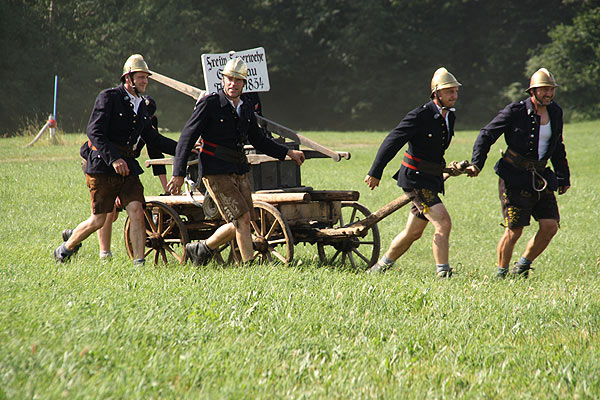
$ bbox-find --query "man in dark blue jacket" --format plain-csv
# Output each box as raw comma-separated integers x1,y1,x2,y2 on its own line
365,67,461,278
168,58,305,265
77,95,175,260
53,54,177,265
466,68,570,278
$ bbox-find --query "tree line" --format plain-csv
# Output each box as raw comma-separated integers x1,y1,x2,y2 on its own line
1,0,599,136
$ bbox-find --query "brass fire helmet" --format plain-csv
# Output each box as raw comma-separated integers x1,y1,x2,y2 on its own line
121,54,151,79
430,67,461,97
526,68,559,93
222,57,248,81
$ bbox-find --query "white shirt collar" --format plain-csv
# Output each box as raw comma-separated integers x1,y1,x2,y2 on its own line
227,97,244,116
434,103,451,127
125,89,143,114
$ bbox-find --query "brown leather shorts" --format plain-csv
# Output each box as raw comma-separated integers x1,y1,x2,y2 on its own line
499,178,559,228
85,173,144,214
403,188,443,221
202,173,254,225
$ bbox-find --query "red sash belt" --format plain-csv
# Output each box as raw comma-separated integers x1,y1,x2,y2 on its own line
402,152,445,175
199,139,247,164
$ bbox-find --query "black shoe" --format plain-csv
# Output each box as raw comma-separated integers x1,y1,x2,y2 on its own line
367,262,390,274
61,229,82,255
437,268,453,278
496,268,508,280
185,241,213,266
510,262,533,278
53,243,73,263
133,258,146,267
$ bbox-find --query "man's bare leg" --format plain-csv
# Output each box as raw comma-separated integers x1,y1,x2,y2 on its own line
522,219,558,262
386,213,428,260
185,223,237,267
65,213,108,250
368,213,428,273
97,208,118,258
235,212,254,262
186,215,252,266
497,226,524,268
424,203,452,265
54,212,108,262
506,219,559,277
206,223,236,250
125,201,146,262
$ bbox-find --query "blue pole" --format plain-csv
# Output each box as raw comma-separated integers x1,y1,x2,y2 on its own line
53,75,58,118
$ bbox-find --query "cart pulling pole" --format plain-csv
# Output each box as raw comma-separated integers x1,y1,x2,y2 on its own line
255,115,350,162
150,71,207,100
315,160,471,238
144,149,349,168
148,71,349,161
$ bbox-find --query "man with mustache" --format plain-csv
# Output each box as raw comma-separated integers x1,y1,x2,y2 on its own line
466,68,570,278
365,67,461,278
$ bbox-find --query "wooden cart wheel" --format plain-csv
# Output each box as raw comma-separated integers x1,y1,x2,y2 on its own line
124,201,189,265
229,201,294,265
317,201,381,270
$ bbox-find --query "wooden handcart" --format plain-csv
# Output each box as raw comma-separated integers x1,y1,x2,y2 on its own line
121,113,388,270
123,70,469,269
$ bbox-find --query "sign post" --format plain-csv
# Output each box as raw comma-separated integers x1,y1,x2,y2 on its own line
201,47,270,94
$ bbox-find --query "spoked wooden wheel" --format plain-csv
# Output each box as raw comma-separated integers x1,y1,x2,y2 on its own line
125,201,189,265
230,201,294,265
317,201,380,270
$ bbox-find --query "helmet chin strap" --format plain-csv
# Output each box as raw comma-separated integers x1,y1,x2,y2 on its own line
532,92,551,108
128,70,139,97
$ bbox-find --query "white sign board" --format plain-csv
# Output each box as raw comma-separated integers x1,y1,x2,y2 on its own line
201,47,270,93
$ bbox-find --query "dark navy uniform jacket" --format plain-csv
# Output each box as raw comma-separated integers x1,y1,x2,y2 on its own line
241,92,263,116
173,90,288,178
368,100,455,193
84,84,177,176
471,97,570,191
81,114,174,176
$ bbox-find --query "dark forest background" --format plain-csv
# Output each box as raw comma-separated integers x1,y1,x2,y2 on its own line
2,0,599,135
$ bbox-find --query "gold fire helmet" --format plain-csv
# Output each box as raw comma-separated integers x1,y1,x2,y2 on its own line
526,68,559,93
222,57,248,81
430,67,461,97
121,54,151,79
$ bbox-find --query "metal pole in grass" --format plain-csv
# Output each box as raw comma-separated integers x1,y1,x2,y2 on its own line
25,75,58,147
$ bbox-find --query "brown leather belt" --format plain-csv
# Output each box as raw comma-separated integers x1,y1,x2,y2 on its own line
87,139,136,158
402,152,445,175
502,148,547,172
503,149,548,192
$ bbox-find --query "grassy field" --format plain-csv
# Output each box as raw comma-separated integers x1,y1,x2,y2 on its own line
1,121,599,399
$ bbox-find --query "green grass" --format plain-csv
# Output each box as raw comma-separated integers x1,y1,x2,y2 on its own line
1,122,599,399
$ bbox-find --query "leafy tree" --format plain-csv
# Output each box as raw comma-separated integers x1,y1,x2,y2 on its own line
0,0,587,135
526,4,600,121
0,1,53,135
